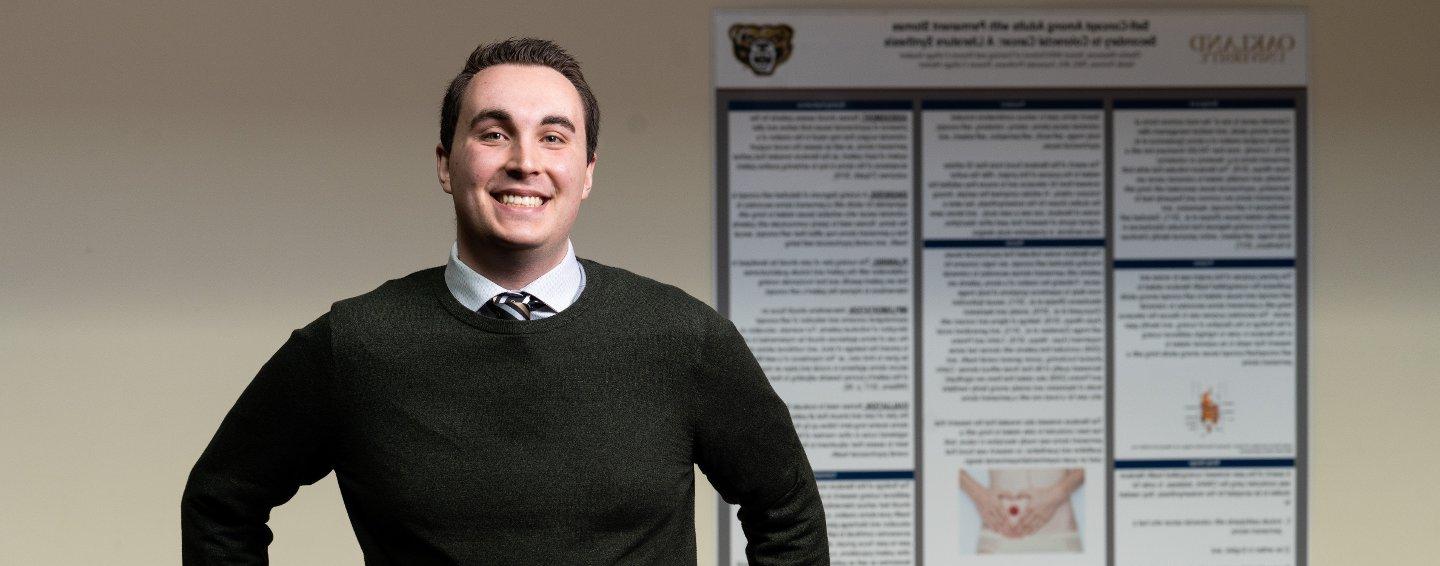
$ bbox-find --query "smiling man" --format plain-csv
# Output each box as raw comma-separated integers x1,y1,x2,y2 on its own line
181,39,829,564
438,55,594,295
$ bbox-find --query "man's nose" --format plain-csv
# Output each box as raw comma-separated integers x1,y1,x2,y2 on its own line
505,139,540,179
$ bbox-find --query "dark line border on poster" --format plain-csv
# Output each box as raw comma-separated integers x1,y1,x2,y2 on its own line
1104,93,1117,566
1295,88,1310,566
911,96,925,563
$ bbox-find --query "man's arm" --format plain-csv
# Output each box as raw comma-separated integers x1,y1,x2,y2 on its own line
692,317,829,565
181,315,336,564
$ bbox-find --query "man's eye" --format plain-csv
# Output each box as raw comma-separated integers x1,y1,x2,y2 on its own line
479,131,505,141
542,134,563,143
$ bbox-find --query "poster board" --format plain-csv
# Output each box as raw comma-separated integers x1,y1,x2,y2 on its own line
714,9,1306,566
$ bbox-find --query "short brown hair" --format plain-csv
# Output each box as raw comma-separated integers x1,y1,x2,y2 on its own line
439,38,599,162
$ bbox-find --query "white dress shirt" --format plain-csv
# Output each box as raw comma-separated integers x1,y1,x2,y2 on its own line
443,240,586,319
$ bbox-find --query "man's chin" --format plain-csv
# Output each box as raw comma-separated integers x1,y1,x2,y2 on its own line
474,234,557,254
493,239,550,252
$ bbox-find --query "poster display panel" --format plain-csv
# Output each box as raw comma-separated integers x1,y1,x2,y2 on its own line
714,9,1306,566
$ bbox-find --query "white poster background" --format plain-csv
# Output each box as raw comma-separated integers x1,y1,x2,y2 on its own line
715,8,1305,566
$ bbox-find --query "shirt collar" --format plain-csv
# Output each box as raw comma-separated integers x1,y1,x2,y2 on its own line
444,240,584,312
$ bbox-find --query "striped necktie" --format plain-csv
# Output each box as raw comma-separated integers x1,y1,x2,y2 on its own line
479,291,546,321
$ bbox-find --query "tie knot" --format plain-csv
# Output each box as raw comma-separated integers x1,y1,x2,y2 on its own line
482,291,544,321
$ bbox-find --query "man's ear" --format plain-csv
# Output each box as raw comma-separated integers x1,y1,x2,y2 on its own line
436,144,453,195
582,152,596,200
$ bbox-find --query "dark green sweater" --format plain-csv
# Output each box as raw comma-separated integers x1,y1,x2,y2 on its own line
181,260,828,564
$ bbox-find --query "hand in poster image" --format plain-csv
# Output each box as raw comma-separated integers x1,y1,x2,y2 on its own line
959,469,1023,537
959,468,1085,554
1014,469,1084,536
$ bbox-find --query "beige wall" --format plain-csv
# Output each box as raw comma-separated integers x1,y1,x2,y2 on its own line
1,1,1435,564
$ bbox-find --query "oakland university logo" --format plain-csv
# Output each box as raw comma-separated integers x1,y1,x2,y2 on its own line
1190,33,1296,64
729,23,794,76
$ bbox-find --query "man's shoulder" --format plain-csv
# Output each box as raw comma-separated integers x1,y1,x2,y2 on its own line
340,265,443,303
324,265,446,323
580,258,725,324
279,266,445,348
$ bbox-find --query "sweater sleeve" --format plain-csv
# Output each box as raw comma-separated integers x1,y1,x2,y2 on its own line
181,314,337,564
692,316,830,565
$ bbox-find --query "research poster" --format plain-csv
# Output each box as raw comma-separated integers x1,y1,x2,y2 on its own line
714,9,1306,566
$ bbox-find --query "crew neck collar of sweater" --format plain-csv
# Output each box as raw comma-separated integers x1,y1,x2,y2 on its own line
432,258,611,335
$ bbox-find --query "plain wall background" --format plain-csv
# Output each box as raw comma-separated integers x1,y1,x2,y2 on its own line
2,1,1435,564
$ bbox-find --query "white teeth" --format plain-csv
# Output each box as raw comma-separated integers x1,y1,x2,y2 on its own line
499,194,544,207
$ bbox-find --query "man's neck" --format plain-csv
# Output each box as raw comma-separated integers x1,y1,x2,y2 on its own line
456,238,569,291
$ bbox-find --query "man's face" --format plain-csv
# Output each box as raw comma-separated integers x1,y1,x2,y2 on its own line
437,64,594,258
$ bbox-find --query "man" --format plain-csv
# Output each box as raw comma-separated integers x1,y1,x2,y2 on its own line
181,38,829,564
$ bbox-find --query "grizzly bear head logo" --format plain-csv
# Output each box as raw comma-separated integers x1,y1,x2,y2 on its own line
729,24,794,76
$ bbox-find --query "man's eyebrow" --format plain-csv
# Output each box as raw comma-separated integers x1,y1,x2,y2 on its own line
468,109,512,130
540,115,576,132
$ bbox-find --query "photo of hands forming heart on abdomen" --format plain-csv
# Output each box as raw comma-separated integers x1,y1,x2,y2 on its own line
997,492,1030,526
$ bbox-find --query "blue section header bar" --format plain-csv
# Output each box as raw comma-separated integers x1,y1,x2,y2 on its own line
1115,458,1296,469
925,239,1106,249
728,100,912,111
814,470,915,481
923,99,1103,110
1114,99,1296,109
1114,259,1295,269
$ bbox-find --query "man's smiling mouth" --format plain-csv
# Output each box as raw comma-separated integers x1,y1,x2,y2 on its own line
493,191,549,208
